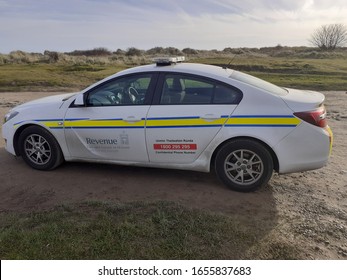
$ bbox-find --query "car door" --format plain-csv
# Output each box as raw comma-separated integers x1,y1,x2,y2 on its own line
146,73,242,164
64,73,157,162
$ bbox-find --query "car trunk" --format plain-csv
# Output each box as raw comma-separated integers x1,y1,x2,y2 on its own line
281,88,325,112
282,88,329,129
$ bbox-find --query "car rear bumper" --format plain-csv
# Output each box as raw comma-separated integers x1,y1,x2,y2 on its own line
274,123,332,174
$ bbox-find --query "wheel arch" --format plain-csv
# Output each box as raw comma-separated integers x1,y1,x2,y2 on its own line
13,124,63,157
210,136,279,172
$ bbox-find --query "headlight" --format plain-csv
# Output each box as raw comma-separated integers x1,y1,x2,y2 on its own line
4,111,19,123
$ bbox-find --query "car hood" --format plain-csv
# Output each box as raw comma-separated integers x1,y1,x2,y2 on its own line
281,88,325,112
15,93,78,110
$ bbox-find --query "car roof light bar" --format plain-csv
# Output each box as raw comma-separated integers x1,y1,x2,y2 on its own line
154,56,185,66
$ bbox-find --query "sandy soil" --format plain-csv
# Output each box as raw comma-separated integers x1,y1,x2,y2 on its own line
0,91,346,259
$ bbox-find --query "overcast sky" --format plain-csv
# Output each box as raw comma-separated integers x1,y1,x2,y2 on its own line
1,0,347,53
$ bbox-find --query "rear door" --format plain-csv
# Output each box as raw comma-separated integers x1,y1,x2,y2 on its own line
146,73,242,163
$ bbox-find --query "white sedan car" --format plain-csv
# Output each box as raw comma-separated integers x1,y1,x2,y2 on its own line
2,58,333,192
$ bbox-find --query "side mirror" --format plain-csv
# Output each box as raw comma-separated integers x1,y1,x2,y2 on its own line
74,93,85,106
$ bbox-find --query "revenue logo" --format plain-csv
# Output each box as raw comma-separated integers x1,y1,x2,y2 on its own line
86,138,118,145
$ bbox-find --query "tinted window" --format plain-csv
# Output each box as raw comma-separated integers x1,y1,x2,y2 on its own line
230,71,287,96
161,74,213,104
213,84,242,104
87,74,153,106
160,74,242,105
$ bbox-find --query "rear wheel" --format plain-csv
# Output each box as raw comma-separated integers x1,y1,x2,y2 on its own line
18,126,64,170
215,139,273,192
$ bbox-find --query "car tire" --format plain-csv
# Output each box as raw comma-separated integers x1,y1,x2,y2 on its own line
215,139,273,192
18,126,64,170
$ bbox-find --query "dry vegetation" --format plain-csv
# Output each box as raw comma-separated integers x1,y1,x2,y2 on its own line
1,46,347,65
1,46,347,92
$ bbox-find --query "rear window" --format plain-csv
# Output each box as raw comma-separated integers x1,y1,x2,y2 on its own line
230,71,288,96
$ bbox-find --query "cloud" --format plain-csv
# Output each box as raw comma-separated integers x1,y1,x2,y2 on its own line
1,0,347,52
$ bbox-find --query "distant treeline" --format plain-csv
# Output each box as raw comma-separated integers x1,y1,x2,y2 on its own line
60,45,347,57
1,46,347,65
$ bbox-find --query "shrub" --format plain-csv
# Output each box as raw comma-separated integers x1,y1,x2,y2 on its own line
182,48,199,55
126,47,144,56
146,47,165,55
66,48,112,57
44,50,59,63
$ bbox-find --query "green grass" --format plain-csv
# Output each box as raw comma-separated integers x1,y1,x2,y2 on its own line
0,201,300,260
0,54,347,92
191,56,347,90
0,63,126,92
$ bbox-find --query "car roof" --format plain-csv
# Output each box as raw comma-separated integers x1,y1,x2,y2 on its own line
115,63,235,80
82,62,236,93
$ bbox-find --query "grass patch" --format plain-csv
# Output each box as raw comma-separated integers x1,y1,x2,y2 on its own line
0,53,346,91
192,56,347,91
0,64,126,92
0,201,301,260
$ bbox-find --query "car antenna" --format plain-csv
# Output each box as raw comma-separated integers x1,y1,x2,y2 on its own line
223,54,237,69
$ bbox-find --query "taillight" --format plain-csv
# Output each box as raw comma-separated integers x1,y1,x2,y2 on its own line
294,106,327,128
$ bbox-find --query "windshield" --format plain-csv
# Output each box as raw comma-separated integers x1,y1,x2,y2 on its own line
230,71,288,96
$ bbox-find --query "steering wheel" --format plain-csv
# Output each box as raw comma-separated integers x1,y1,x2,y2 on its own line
128,87,139,103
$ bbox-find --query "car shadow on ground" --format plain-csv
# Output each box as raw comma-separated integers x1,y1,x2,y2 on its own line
0,148,279,257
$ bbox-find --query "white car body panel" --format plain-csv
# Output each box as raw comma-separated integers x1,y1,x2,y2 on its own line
273,122,331,173
281,88,325,111
2,93,72,156
64,105,150,162
146,104,237,164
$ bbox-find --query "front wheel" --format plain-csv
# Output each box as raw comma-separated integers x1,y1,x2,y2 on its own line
18,126,64,170
215,139,273,192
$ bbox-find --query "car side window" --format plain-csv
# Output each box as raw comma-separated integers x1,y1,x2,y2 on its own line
160,74,214,104
86,74,153,106
213,84,242,104
160,74,242,105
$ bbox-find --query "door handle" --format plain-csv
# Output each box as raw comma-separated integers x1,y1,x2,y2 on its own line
201,114,220,121
123,116,142,123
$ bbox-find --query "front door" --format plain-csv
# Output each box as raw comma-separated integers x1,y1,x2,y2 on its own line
64,73,156,162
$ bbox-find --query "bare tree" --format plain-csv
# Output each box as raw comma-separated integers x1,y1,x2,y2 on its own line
310,23,347,50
